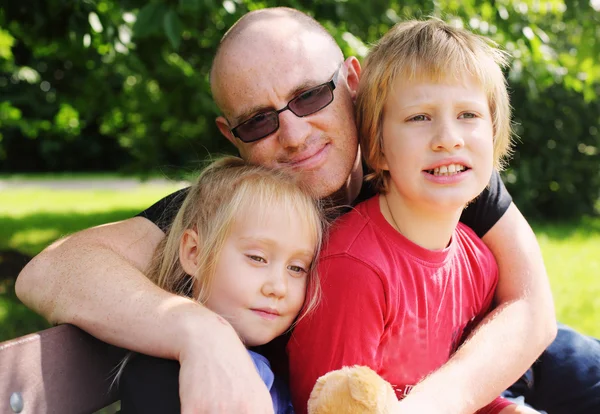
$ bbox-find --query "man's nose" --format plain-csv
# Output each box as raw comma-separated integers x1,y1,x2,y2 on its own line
277,109,311,150
432,117,465,151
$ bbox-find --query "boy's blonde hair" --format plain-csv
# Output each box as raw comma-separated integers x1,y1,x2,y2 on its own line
149,156,325,322
356,18,513,192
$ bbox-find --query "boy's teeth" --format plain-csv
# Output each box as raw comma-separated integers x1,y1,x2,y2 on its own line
431,164,466,176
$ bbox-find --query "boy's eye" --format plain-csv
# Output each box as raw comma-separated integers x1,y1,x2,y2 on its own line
247,255,267,263
459,112,477,119
408,114,429,122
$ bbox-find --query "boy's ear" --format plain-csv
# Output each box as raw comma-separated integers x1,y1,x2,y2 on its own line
180,229,201,276
376,155,389,172
216,116,238,147
374,139,389,171
344,56,361,102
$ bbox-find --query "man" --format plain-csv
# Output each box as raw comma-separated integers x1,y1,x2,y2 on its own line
16,7,599,414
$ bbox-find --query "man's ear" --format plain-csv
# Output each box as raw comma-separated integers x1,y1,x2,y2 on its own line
179,229,201,276
216,116,237,147
344,56,362,102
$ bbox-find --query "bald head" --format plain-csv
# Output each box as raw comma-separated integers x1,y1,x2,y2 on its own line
210,7,343,116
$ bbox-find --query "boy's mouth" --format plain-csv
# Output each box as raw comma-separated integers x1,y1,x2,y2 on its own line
424,164,470,177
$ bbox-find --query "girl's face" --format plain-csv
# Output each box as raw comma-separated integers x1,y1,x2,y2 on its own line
205,205,317,347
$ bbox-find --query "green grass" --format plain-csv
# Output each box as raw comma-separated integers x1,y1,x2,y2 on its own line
532,217,600,338
0,183,186,342
1,182,599,343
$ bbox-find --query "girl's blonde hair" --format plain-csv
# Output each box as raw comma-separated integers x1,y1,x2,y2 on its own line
112,157,325,386
149,156,325,321
356,18,513,192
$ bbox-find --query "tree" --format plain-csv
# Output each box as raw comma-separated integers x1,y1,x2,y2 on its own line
1,0,598,217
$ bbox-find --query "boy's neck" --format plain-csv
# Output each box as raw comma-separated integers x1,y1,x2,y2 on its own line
378,192,463,251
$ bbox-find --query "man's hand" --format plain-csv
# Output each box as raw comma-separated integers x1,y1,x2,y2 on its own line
178,317,274,413
16,216,274,413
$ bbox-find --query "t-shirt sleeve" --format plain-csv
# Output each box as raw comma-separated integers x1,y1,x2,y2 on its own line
135,187,190,233
476,396,514,414
287,255,388,414
460,170,512,239
119,353,181,414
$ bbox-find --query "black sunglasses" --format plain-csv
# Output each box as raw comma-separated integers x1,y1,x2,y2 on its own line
230,64,343,143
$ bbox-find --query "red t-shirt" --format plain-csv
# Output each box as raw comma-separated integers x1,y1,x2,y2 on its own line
288,196,512,414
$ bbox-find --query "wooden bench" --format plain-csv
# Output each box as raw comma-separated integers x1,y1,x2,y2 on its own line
0,325,124,413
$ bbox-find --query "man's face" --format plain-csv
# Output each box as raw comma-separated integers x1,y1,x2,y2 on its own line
213,29,360,199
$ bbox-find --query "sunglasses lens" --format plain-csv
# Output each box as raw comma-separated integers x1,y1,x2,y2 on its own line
235,111,279,143
289,84,333,117
233,81,335,143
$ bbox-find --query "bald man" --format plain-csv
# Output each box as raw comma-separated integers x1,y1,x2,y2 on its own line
16,8,600,414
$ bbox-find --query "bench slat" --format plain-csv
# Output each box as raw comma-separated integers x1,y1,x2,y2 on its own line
0,325,123,414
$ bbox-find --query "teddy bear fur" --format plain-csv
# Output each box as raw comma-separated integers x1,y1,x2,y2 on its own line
307,365,398,414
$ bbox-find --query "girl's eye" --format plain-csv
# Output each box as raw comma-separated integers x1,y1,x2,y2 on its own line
408,114,429,122
459,112,477,119
288,265,308,274
247,255,267,263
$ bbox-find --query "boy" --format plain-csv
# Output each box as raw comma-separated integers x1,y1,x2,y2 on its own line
289,19,541,414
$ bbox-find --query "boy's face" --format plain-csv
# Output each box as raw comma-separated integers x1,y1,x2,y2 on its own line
379,76,494,212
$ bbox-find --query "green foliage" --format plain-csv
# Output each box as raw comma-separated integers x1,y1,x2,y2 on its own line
0,0,598,218
507,83,600,219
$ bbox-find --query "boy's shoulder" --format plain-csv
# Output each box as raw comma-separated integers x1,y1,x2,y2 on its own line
323,196,387,262
454,222,497,270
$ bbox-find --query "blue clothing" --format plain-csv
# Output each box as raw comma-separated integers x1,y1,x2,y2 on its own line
250,350,295,414
503,324,600,414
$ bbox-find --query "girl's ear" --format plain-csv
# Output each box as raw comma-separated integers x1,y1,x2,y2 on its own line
180,229,200,276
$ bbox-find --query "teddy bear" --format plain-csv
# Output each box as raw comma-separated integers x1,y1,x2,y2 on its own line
307,365,398,414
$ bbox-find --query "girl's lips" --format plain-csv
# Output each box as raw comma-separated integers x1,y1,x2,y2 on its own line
252,308,280,320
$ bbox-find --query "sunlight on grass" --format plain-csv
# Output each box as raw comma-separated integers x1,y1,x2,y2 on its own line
10,228,61,249
0,187,185,217
0,186,186,256
533,219,600,338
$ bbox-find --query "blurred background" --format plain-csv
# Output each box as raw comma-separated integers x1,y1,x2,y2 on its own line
1,0,599,342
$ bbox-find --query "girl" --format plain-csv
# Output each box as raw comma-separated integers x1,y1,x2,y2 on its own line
118,156,325,414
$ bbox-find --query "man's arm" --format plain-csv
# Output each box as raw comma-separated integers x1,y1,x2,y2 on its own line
16,217,273,413
398,203,557,413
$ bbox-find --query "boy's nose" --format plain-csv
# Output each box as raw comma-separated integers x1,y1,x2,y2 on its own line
432,119,465,151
